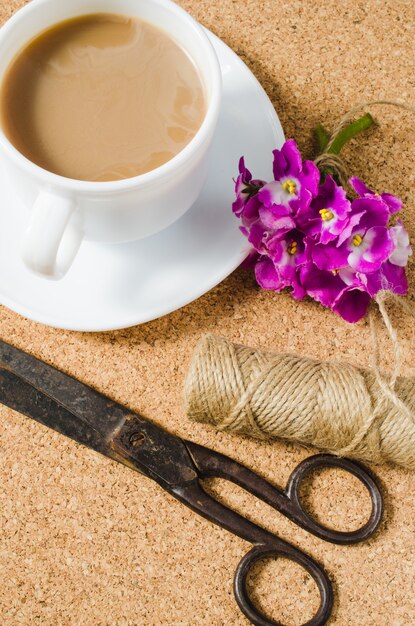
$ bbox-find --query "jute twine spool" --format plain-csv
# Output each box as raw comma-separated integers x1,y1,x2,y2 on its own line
185,296,415,469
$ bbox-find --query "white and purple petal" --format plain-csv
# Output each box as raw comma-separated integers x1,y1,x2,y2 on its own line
337,210,365,246
348,226,394,273
389,220,412,267
379,261,408,295
363,262,408,297
258,205,295,231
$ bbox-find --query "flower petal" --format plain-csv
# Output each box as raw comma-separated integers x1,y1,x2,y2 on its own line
272,149,288,181
281,139,302,176
291,274,307,300
232,195,246,216
349,176,372,196
381,261,409,295
245,221,266,251
389,220,412,267
348,226,394,273
365,261,409,296
381,193,402,214
300,159,320,197
238,156,252,181
258,203,293,230
258,181,286,207
301,263,345,308
333,287,371,323
337,210,365,246
351,196,390,229
349,176,402,214
311,240,350,271
255,257,283,290
241,195,262,224
389,245,411,267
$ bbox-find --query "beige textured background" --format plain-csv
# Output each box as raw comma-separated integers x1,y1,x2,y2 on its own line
1,1,415,625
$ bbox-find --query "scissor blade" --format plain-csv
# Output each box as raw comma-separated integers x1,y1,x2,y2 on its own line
0,340,198,488
0,340,130,452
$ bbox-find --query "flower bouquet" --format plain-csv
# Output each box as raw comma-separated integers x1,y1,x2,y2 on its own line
232,108,412,323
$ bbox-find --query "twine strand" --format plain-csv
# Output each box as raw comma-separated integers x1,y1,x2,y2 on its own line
325,100,415,152
313,153,350,188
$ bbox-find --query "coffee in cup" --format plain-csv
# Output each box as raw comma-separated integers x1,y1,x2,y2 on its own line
0,13,206,182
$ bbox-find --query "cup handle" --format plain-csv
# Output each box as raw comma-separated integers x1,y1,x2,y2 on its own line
21,191,83,279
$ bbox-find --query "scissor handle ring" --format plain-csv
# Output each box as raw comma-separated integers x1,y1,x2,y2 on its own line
285,454,384,544
234,542,333,626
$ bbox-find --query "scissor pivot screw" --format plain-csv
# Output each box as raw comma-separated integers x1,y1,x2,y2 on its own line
130,432,146,448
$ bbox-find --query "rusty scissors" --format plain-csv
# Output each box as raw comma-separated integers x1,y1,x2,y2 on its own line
0,340,383,626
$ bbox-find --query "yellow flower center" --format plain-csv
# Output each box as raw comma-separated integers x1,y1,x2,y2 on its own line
352,234,363,247
288,241,298,255
331,269,339,276
282,180,297,195
319,208,334,222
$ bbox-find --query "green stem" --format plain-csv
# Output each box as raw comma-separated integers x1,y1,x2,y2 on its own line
327,113,375,155
314,123,330,152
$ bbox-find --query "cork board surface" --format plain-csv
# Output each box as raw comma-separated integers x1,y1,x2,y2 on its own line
1,1,415,625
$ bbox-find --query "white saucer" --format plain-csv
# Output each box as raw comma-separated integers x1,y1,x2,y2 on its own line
0,31,284,332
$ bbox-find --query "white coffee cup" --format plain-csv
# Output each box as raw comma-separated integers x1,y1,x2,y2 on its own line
0,0,222,279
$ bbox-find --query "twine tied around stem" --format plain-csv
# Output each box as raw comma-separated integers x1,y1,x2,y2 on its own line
313,99,415,190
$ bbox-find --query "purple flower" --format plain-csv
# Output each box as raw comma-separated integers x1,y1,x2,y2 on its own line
363,261,409,297
300,263,371,322
268,229,306,273
389,220,412,267
257,140,320,215
241,220,269,253
350,176,402,214
239,195,263,230
255,256,281,290
232,157,265,218
297,175,351,244
332,287,372,323
312,196,394,274
255,230,306,299
300,263,347,310
232,145,412,324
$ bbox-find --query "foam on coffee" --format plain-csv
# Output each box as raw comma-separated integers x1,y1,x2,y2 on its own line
0,13,206,181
